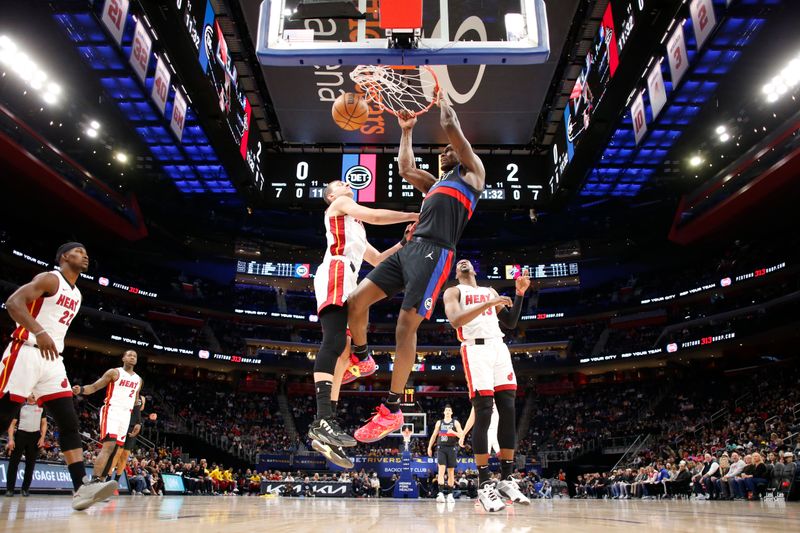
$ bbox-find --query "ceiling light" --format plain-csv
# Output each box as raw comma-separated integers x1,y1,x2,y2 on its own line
115,152,128,163
689,155,703,167
85,127,98,138
719,133,730,142
715,125,726,135
90,120,100,130
42,92,57,104
46,82,61,95
766,93,779,103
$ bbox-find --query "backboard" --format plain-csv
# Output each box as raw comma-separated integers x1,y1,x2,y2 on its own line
256,0,550,66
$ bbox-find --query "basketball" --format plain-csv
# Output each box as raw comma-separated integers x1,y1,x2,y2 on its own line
332,92,369,131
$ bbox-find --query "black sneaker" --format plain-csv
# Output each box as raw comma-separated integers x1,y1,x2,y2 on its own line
308,417,357,448
21,489,30,497
4,490,13,497
311,439,354,469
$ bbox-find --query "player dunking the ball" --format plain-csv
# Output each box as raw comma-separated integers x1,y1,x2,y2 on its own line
427,404,463,503
0,243,118,510
308,180,417,468
347,92,485,443
443,260,531,511
72,349,142,484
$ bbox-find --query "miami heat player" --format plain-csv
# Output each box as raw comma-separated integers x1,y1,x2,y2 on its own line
0,242,117,510
72,350,142,483
442,260,531,511
308,180,417,468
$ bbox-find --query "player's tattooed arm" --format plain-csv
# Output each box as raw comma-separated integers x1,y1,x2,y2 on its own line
72,368,119,396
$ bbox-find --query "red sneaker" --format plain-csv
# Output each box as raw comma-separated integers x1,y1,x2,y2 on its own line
354,404,404,443
341,354,376,385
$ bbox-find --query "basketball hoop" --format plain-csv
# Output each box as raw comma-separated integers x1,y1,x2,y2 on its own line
350,65,439,117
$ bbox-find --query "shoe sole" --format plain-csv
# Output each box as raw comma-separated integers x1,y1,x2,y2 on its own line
72,481,119,511
311,439,354,469
354,423,400,444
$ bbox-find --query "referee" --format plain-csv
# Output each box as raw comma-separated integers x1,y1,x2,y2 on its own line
5,394,47,497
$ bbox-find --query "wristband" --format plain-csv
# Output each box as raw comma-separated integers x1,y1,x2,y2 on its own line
399,239,407,247
515,291,525,297
33,330,46,337
79,386,85,395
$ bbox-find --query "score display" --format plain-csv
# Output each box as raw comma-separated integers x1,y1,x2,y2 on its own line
486,263,579,280
264,153,550,207
236,261,311,278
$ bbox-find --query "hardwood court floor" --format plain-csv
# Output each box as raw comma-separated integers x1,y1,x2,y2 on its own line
1,495,798,532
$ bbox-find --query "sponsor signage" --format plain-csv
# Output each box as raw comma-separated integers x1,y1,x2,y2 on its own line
260,481,353,498
0,460,128,493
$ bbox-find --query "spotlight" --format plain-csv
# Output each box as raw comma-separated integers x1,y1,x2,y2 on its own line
689,155,703,167
719,133,730,142
715,125,726,135
42,92,57,104
85,128,98,138
46,82,61,95
766,93,779,103
115,152,128,163
90,120,100,130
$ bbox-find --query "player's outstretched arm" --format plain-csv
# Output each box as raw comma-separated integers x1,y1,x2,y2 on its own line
72,368,119,396
493,270,530,329
330,196,418,226
443,286,511,329
5,272,60,360
363,223,417,267
437,94,485,191
397,111,437,194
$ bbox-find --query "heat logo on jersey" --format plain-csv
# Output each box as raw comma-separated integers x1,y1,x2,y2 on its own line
341,154,376,203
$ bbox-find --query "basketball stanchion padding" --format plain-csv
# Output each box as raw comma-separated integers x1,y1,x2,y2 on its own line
379,0,423,30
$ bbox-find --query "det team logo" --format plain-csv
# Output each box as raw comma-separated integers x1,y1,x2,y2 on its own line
294,263,311,278
198,350,210,359
666,343,678,353
341,154,376,203
720,277,732,287
98,277,110,287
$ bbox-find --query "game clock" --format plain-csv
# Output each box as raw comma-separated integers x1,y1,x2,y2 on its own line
262,154,550,207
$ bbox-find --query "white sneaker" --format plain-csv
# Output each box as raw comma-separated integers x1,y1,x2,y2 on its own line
72,479,118,511
446,492,455,503
436,492,446,503
497,479,530,505
478,486,506,512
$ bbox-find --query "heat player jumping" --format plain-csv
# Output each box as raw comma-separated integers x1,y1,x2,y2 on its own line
308,180,417,468
443,260,531,512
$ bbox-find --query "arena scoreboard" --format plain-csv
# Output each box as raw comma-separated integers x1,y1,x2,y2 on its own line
485,262,579,280
263,153,550,207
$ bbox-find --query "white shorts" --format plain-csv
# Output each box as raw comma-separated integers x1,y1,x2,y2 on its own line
460,339,517,399
0,341,73,404
100,404,132,445
314,259,358,312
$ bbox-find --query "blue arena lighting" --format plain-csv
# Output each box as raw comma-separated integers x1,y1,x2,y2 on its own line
54,11,236,195
580,7,766,199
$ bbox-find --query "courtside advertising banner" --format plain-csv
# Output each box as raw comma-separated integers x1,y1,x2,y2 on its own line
690,0,717,50
666,24,689,88
151,55,171,115
631,91,647,145
101,0,129,45
647,62,667,121
161,474,186,494
0,460,128,492
129,19,152,83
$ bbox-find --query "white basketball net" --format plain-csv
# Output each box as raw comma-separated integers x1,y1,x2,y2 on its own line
350,65,439,116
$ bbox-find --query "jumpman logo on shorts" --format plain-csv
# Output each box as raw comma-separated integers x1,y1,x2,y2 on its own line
425,252,434,260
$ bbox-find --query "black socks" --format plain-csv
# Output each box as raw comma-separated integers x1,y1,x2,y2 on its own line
68,462,86,490
478,465,491,487
501,459,514,480
352,344,369,362
386,392,401,413
315,380,333,419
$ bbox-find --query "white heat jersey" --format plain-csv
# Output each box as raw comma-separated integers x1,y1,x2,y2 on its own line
322,212,367,273
455,284,504,342
104,367,142,412
11,270,81,353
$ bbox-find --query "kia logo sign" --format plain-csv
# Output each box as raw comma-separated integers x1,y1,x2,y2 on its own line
345,165,372,190
198,350,210,359
720,277,732,287
98,277,109,286
666,343,678,353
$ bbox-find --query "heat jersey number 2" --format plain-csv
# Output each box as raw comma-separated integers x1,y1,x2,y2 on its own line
59,310,75,326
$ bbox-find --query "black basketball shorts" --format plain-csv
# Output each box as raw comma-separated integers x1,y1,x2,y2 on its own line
437,446,458,469
366,238,454,320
